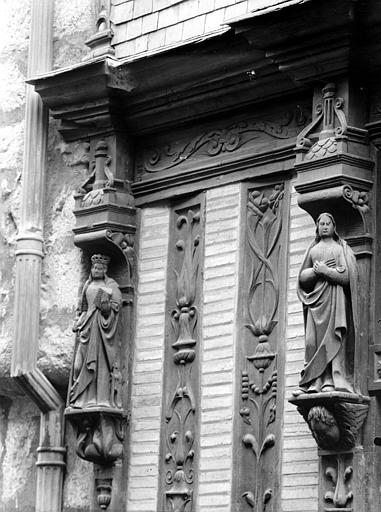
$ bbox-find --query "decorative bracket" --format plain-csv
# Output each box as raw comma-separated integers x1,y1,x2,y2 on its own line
290,392,369,451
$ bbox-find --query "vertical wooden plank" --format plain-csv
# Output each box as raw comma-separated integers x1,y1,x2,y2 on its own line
126,206,170,512
232,179,290,512
281,186,319,512
157,194,205,512
198,184,242,512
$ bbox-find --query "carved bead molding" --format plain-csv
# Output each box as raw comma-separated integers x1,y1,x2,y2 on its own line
235,183,287,512
294,83,373,254
65,136,135,511
159,199,204,512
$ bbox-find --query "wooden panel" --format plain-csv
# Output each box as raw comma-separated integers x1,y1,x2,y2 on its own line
134,101,309,182
198,184,242,512
232,180,290,511
157,194,205,512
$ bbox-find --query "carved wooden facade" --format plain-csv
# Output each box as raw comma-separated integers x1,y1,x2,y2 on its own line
20,1,381,511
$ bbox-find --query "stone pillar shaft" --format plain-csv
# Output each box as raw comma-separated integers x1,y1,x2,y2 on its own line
12,0,53,374
36,408,66,512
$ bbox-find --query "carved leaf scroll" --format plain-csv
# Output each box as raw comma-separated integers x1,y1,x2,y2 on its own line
142,110,307,173
239,184,285,511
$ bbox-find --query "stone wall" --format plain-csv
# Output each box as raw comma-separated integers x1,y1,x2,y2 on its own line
0,1,95,510
111,0,299,59
0,2,37,509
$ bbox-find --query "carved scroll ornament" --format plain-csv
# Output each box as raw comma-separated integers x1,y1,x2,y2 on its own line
141,109,307,174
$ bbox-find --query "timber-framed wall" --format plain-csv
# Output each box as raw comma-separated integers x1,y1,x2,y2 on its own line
16,0,381,510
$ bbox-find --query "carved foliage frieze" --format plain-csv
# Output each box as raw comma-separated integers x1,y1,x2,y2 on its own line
160,201,203,512
136,108,307,177
238,184,285,512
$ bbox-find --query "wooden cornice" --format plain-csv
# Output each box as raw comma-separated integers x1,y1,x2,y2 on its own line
227,0,381,85
28,31,305,140
29,0,381,142
27,0,381,203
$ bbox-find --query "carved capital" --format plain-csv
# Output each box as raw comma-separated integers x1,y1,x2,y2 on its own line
290,393,369,451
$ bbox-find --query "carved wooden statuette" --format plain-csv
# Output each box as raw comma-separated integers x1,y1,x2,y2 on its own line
294,213,356,396
290,213,369,512
65,253,127,509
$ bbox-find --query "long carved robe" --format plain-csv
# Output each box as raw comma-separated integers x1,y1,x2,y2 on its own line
297,239,357,392
69,276,122,408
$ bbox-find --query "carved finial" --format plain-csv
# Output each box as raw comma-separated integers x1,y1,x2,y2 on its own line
83,1,115,61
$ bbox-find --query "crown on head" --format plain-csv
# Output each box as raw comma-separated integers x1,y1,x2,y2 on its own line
91,254,110,266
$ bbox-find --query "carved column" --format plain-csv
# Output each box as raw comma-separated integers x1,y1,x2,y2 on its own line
11,2,67,512
290,81,374,512
158,196,204,512
12,0,53,376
